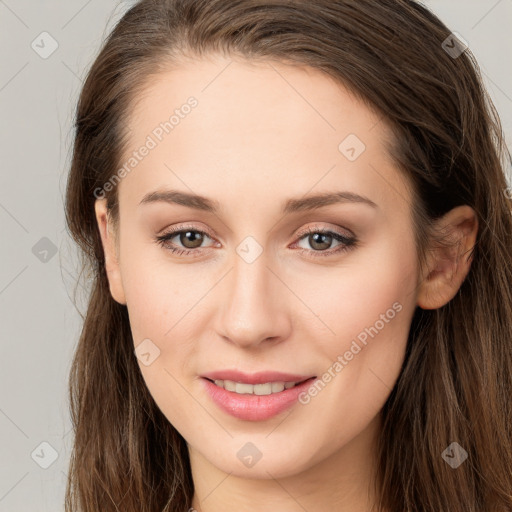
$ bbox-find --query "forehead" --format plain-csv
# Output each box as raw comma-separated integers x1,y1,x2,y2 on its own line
118,54,408,216
128,54,389,150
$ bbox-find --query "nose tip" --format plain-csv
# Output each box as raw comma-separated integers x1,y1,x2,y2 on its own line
214,260,291,349
220,328,280,348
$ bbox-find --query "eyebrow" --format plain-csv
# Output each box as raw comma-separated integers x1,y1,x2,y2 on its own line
139,189,378,213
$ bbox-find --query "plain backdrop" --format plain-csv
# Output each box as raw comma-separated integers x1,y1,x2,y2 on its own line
0,0,511,510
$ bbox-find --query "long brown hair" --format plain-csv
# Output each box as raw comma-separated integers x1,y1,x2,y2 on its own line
64,1,512,510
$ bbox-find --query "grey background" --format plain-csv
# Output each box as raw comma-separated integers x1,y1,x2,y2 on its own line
0,0,511,510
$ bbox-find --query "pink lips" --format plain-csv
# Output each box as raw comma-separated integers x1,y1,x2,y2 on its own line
200,370,317,421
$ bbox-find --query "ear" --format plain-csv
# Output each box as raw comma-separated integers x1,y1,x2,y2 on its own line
94,198,127,305
416,205,478,310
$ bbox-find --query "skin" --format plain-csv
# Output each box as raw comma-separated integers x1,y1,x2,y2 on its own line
94,54,478,512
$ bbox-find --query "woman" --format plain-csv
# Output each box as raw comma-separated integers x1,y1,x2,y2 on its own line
64,0,512,511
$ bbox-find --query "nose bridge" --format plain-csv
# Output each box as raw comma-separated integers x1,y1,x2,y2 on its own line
216,244,289,347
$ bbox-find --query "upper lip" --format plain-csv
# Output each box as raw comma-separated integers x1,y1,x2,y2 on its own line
201,370,316,385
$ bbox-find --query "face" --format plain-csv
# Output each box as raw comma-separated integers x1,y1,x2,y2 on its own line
96,54,423,481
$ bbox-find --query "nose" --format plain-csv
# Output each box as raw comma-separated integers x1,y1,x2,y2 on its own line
214,252,292,349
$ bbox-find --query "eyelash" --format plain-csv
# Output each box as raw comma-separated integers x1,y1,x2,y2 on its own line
154,224,358,259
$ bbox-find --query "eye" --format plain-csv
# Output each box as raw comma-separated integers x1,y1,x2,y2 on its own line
155,225,217,257
292,225,358,258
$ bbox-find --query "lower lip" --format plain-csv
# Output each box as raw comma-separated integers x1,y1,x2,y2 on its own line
201,377,317,421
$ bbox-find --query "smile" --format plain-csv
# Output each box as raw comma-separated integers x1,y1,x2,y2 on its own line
201,376,318,421
207,378,309,395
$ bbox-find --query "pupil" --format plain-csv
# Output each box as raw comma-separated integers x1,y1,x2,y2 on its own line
311,233,331,250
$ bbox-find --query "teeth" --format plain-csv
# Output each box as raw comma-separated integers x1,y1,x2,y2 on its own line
213,379,299,395
236,382,255,394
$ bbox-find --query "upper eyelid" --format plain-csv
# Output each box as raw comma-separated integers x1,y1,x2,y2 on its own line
296,223,354,238
160,224,215,241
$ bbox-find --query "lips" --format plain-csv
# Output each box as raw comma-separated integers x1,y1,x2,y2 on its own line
200,369,315,385
201,370,316,421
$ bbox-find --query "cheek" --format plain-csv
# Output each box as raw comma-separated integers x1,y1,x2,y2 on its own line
292,243,417,450
123,272,171,344
120,245,209,406
120,251,201,425
118,234,191,340
305,236,418,390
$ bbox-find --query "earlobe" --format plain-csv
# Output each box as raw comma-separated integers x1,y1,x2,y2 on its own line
94,199,127,305
416,205,478,310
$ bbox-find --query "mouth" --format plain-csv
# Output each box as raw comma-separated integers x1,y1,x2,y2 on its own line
203,376,316,396
201,375,318,421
